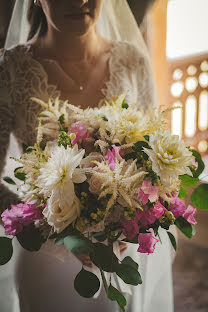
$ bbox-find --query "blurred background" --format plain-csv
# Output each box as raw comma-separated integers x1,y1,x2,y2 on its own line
0,0,207,311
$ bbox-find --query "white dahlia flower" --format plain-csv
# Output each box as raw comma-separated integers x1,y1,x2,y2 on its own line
143,131,195,184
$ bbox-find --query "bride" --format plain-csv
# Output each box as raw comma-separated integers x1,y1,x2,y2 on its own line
0,0,174,311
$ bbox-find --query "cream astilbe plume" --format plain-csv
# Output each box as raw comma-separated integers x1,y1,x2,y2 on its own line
31,97,76,137
92,159,147,216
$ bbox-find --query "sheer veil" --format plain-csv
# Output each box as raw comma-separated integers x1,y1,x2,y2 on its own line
5,0,149,56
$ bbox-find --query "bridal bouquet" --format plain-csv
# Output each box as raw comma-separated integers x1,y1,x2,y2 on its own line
1,94,207,311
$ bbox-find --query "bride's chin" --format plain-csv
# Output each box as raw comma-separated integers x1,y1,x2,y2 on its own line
59,19,94,36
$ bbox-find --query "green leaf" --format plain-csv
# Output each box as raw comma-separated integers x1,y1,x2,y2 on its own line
144,135,150,142
2,176,16,185
64,235,93,254
167,232,177,251
92,231,107,242
178,188,188,199
90,243,118,272
133,141,150,153
175,216,193,238
191,149,205,178
121,256,139,270
191,184,208,210
17,224,45,251
121,99,129,109
107,284,127,312
0,237,13,265
115,263,142,285
179,174,199,186
74,268,100,298
14,167,26,182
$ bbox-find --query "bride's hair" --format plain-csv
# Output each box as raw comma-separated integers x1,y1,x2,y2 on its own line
27,0,47,40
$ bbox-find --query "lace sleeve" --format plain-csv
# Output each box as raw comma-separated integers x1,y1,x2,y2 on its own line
0,49,20,216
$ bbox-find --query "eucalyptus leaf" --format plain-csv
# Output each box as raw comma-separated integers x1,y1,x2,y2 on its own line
178,188,188,199
0,237,13,265
167,231,177,251
90,243,118,272
179,175,199,187
175,216,193,238
107,284,127,312
17,224,45,251
2,176,16,185
92,231,107,242
64,235,93,254
115,263,142,285
122,256,139,270
74,268,100,298
191,184,208,210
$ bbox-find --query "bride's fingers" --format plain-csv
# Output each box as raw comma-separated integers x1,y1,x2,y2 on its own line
119,242,128,254
74,254,93,268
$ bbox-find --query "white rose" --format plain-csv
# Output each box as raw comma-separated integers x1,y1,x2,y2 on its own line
143,130,195,184
43,194,81,233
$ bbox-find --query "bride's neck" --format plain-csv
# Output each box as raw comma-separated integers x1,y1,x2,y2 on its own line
34,26,101,63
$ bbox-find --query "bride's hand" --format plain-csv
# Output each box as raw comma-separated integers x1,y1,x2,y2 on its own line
74,254,93,268
119,241,128,254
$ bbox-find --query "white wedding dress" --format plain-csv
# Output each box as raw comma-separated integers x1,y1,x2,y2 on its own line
0,42,174,312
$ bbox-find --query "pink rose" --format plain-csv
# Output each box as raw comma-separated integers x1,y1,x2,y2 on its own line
121,218,140,241
137,228,159,254
184,205,197,225
105,145,123,170
68,123,88,145
1,203,43,236
137,181,159,205
169,197,186,219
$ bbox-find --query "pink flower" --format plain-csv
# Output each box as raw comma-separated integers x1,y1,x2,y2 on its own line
1,203,43,236
121,218,140,241
137,181,159,205
137,228,159,254
68,124,88,145
169,197,186,219
151,202,167,219
184,205,197,225
136,202,166,228
105,145,123,170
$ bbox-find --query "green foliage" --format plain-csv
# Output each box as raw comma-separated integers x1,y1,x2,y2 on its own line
191,149,205,178
175,216,193,238
178,188,188,199
121,256,139,270
167,231,177,251
179,174,199,186
0,237,13,265
14,167,26,182
191,184,208,210
64,235,93,254
17,224,45,251
92,231,107,242
133,141,150,153
74,268,100,298
107,284,127,312
115,261,142,285
2,176,16,185
90,243,118,272
58,131,72,149
121,98,129,109
58,114,65,125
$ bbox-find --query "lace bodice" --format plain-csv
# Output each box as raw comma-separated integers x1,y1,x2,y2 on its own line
0,41,155,214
